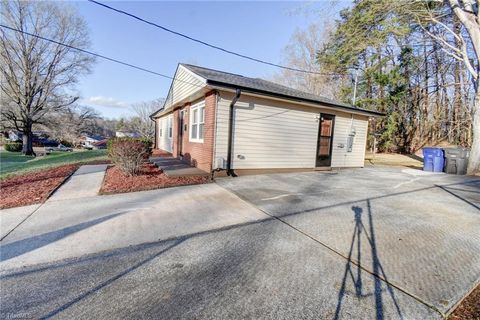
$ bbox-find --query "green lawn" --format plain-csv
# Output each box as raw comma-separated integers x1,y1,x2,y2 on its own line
0,149,108,179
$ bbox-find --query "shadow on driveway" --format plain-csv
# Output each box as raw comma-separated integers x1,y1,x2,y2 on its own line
334,202,403,320
0,211,130,262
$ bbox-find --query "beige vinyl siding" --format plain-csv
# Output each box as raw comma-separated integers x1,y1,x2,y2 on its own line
214,91,370,169
214,93,319,169
330,114,368,167
157,114,173,153
163,65,205,110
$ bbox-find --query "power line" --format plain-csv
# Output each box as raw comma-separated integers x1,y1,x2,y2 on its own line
87,0,342,76
0,24,206,90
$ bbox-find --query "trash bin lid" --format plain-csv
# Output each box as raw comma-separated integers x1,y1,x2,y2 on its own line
423,147,443,155
443,148,462,156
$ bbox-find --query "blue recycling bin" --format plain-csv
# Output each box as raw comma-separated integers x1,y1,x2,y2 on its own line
423,147,444,172
423,148,435,171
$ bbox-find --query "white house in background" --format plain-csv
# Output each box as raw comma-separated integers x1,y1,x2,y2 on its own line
7,130,22,141
81,134,105,148
115,130,141,138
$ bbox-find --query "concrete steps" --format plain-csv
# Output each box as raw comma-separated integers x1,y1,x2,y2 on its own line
149,157,210,177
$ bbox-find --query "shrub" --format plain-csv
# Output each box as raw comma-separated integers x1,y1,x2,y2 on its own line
108,138,151,176
0,135,7,146
140,137,153,154
4,142,23,152
107,137,152,157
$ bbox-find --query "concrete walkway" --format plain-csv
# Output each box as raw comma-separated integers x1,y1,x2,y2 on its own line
0,183,266,270
0,204,40,240
0,165,107,242
48,164,108,201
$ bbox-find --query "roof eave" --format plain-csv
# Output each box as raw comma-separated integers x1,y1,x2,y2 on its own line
206,80,384,117
151,64,209,119
150,63,181,119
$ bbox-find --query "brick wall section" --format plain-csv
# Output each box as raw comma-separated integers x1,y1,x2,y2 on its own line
154,117,159,149
168,91,216,173
172,109,179,157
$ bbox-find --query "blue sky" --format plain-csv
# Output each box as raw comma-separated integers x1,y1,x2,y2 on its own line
74,1,349,119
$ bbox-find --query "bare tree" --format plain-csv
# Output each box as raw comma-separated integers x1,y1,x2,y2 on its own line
42,105,99,145
272,21,348,100
92,118,118,138
447,0,480,174
129,98,164,139
414,0,480,174
0,0,94,155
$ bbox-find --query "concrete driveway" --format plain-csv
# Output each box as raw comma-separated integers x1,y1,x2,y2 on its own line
218,166,480,318
0,167,478,319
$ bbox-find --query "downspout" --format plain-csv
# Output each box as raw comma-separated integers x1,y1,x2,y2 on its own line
227,89,241,177
149,115,157,149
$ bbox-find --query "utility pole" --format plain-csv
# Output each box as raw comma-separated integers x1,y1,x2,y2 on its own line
352,67,359,105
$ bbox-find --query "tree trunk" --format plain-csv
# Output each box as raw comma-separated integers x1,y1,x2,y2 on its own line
452,18,462,144
22,123,35,156
468,90,480,175
433,43,443,141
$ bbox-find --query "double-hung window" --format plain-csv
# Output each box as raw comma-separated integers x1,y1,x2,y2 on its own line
190,102,205,142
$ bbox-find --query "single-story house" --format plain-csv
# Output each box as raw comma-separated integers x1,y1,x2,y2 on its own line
8,130,57,146
151,63,383,176
81,134,105,148
115,130,141,138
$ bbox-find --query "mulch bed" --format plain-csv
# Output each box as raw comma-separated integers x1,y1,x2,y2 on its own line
100,162,209,194
449,284,480,320
0,164,79,209
0,160,112,209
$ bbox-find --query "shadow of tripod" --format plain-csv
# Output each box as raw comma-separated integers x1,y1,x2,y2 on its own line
334,201,403,320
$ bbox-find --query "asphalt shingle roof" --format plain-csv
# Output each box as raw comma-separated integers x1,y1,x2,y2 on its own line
181,64,383,116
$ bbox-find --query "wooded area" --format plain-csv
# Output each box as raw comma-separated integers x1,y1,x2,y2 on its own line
275,0,480,174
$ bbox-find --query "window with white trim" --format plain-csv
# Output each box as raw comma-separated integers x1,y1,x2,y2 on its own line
190,102,205,142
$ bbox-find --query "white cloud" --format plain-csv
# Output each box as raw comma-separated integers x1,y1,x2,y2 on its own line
81,96,129,108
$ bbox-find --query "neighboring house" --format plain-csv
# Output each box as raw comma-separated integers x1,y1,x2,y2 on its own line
81,134,105,148
151,64,383,175
7,130,56,146
115,130,141,138
7,130,22,141
92,139,107,149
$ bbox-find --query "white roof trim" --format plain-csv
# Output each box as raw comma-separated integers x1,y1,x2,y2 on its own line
152,64,208,118
178,64,207,84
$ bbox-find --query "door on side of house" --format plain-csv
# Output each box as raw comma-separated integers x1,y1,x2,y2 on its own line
178,109,185,156
316,113,335,167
